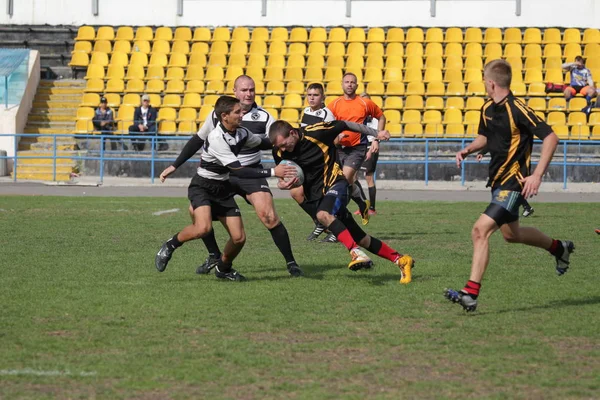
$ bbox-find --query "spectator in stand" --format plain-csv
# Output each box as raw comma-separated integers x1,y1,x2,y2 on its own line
129,94,159,151
92,96,119,150
562,56,596,113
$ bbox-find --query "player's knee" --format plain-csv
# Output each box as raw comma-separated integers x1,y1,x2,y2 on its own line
230,231,246,246
471,224,489,242
258,209,279,228
316,210,333,226
192,223,211,239
502,231,521,243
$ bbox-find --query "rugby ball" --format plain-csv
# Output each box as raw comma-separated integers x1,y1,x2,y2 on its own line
280,160,304,188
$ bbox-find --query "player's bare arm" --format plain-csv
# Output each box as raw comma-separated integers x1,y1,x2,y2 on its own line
520,132,559,198
160,135,204,182
456,135,488,168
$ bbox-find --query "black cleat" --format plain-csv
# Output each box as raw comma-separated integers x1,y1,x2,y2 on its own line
196,254,220,274
215,266,246,281
306,223,325,241
555,240,575,276
444,288,478,312
320,232,338,243
522,207,534,217
155,242,174,272
287,262,304,277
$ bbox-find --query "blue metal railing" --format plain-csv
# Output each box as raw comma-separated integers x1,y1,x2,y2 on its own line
2,133,600,189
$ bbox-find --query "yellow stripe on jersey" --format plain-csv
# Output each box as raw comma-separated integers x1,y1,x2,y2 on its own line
492,103,521,187
514,99,538,127
481,100,494,128
304,122,337,132
305,135,331,193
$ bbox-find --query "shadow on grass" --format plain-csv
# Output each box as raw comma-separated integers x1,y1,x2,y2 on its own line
376,231,460,241
492,295,600,315
249,263,341,281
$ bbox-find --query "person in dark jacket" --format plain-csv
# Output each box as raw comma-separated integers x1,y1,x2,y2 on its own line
93,96,121,150
129,94,158,151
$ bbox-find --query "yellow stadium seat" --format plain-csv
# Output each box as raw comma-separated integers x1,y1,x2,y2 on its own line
144,79,164,94
212,27,230,42
406,28,424,43
463,56,482,71
116,105,134,124
463,69,482,83
154,27,173,42
283,93,303,109
588,112,600,127
303,67,322,83
165,79,184,94
548,98,567,110
547,111,566,126
583,28,600,45
384,110,401,124
254,81,265,95
592,125,600,140
250,27,269,42
524,69,543,84
440,43,460,59
171,41,190,55
446,123,465,137
345,55,364,69
281,109,300,124
446,97,465,110
171,26,191,42
177,121,197,135
198,105,213,122
325,81,343,95
384,28,403,43
369,96,384,109
209,41,228,56
328,27,346,43
425,123,440,138
384,96,403,110
289,27,308,43
464,28,482,43
102,93,120,109
384,42,404,58
228,27,248,42
103,78,123,93
425,96,444,110
366,28,385,43
283,81,302,94
403,68,421,83
523,57,541,71
503,27,522,44
564,43,582,60
109,52,128,68
190,43,209,56
366,81,385,95
424,68,442,83
161,94,181,108
229,41,248,56
265,67,285,82
527,82,546,96
503,43,522,58
426,81,445,96
567,111,587,126
545,69,564,83
563,28,581,44
191,27,210,42
404,43,423,58
551,124,568,139
245,66,264,82
92,40,111,54
324,67,342,82
443,108,462,125
122,94,140,107
224,66,244,81
266,54,285,68
446,81,466,96
444,54,463,70
320,56,340,70
483,28,502,43
185,80,204,94
542,44,562,59
386,123,401,137
80,93,100,107
467,82,486,96
464,43,483,57
362,67,381,83
383,56,402,71
158,121,177,135
423,110,442,125
285,54,305,69
586,55,600,69
266,41,286,56
123,65,143,81
182,93,201,109
387,81,406,96
205,80,224,94
426,27,443,43
325,42,344,58
113,40,131,55
148,53,167,67
122,79,145,93
364,43,384,59
521,44,541,59
444,28,463,44
262,107,277,119
165,67,184,81
466,97,485,111
571,124,590,139
527,98,546,112
463,110,480,126
96,26,114,41
167,53,186,68
402,110,421,124
262,95,282,109
74,119,93,134
523,28,542,44
228,54,247,68
289,43,307,56
75,26,95,41
206,53,225,67
425,42,443,57
366,55,384,69
443,68,462,83
345,67,363,82
132,40,151,54
484,43,503,59
84,64,104,80
512,68,524,84
271,27,289,42
135,26,153,41
347,42,365,57
404,95,423,110
73,41,92,54
308,27,327,42
89,52,108,67
404,123,423,137
204,66,223,81
405,56,423,70
348,28,366,43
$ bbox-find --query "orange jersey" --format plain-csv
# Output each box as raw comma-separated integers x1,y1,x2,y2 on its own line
328,96,384,147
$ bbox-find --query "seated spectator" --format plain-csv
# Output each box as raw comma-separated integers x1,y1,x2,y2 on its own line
129,94,158,151
562,56,596,113
93,96,122,150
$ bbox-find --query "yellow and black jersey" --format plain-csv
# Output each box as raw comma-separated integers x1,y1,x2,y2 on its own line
273,120,347,202
478,92,553,191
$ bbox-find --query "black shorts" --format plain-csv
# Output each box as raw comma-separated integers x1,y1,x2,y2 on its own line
338,145,368,171
483,188,523,226
188,175,241,220
360,151,379,174
316,180,350,218
230,163,272,201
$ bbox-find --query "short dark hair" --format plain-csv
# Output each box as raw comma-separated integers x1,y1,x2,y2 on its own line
214,96,240,122
268,120,294,142
307,82,324,95
575,55,585,63
484,59,512,89
342,72,357,81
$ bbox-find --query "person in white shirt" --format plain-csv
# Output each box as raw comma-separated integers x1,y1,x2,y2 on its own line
156,96,297,281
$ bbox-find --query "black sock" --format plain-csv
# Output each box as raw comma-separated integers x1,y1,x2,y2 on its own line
299,200,318,221
351,182,367,210
368,186,377,210
202,230,221,258
522,198,531,210
217,258,232,273
269,223,296,264
167,233,183,250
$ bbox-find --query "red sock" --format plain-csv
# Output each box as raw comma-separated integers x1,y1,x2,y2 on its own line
336,229,358,251
547,239,560,256
462,280,481,297
377,242,401,262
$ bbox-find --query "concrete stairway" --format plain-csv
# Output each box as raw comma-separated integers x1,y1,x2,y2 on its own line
13,79,85,181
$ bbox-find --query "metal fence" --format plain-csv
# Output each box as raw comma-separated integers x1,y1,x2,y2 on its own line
2,133,600,188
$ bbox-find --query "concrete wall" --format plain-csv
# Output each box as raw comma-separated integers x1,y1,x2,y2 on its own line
0,50,40,162
1,0,599,28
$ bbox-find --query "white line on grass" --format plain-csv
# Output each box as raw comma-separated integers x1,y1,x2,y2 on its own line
0,368,97,377
152,208,180,216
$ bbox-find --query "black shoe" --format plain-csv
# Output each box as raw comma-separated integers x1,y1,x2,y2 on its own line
155,242,174,272
320,233,338,243
444,288,478,312
196,254,220,274
522,207,534,217
555,240,575,276
287,262,304,277
215,266,246,281
306,223,325,241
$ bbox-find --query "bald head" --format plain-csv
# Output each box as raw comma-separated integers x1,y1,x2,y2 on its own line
233,75,256,111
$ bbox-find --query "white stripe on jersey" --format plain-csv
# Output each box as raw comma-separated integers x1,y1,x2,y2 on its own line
300,106,335,127
197,125,262,181
197,103,274,166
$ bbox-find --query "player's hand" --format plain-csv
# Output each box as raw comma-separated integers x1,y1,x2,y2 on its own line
476,154,483,162
456,149,470,168
277,177,298,190
159,165,176,183
370,140,380,154
377,130,390,141
273,164,298,179
519,174,542,198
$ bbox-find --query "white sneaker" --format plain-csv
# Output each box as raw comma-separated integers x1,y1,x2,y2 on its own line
348,248,373,271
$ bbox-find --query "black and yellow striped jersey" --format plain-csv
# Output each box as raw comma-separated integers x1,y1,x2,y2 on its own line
478,92,553,191
273,120,347,202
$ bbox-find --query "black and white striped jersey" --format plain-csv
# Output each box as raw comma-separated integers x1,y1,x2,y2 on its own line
197,102,274,166
198,124,262,181
300,106,335,128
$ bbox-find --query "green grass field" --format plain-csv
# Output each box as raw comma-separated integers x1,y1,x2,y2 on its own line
1,196,599,399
